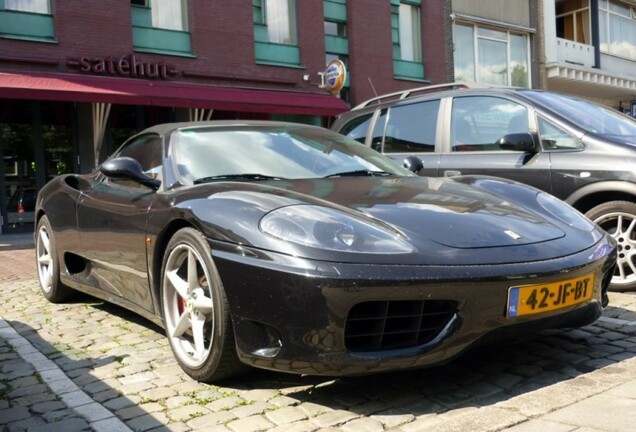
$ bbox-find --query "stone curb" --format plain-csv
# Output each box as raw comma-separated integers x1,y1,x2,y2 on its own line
0,317,133,432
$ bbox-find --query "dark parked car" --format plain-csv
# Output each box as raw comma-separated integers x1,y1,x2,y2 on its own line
7,187,36,227
35,121,616,382
332,83,636,291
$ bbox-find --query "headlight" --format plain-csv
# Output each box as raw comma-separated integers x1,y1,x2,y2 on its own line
537,192,594,231
260,205,414,254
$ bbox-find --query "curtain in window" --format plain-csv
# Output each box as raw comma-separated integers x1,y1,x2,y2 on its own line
398,4,422,62
478,39,507,85
151,0,186,31
453,24,475,81
5,0,49,13
608,12,636,59
266,0,297,45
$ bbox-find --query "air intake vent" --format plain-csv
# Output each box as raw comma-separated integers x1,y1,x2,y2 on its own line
345,300,455,352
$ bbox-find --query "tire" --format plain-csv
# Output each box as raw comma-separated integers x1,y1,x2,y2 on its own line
586,201,636,292
160,228,244,382
35,215,73,302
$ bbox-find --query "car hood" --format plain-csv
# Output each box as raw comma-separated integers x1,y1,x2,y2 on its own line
174,175,587,256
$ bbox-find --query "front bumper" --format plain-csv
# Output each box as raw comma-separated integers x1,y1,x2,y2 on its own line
212,235,616,376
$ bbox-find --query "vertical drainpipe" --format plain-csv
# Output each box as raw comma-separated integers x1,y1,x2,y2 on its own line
534,0,547,89
590,0,601,69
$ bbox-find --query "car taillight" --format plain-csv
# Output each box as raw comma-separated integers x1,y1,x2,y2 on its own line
17,203,24,214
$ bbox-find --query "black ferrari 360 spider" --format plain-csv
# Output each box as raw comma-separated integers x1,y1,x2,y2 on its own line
35,121,616,382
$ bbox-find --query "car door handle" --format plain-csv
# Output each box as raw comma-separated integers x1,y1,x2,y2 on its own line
444,170,461,177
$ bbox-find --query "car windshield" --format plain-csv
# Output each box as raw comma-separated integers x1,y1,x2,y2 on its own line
171,125,413,185
524,91,636,137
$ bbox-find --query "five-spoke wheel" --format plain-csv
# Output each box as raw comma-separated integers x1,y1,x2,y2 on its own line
587,201,636,292
161,228,243,381
36,215,71,302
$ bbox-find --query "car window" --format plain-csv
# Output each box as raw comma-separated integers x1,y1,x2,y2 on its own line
451,96,529,152
171,126,413,185
116,135,163,180
339,113,373,144
538,117,583,150
383,100,439,153
524,91,636,137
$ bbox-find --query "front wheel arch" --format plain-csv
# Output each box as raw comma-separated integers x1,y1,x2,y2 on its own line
159,227,245,382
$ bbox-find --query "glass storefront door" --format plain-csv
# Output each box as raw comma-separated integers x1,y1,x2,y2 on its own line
0,100,74,233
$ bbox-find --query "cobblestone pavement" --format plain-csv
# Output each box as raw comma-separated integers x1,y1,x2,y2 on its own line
3,247,636,431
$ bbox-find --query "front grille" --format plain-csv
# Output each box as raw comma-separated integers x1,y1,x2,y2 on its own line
344,300,456,352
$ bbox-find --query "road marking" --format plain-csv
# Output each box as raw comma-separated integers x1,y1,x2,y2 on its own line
599,316,636,326
0,317,133,432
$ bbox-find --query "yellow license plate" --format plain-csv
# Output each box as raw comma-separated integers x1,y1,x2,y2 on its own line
507,273,595,318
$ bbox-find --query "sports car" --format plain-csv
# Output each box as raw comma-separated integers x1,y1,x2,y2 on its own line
35,121,617,382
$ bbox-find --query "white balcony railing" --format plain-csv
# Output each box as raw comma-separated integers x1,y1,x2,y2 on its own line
556,38,595,68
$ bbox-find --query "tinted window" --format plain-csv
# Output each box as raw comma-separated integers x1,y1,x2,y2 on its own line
383,100,439,153
524,91,636,137
451,96,528,152
538,116,583,150
116,135,163,177
339,113,373,143
171,126,413,185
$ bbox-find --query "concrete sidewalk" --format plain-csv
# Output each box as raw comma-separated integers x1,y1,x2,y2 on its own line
2,240,636,431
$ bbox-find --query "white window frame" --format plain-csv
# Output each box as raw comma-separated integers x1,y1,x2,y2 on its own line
556,0,591,44
599,0,636,60
453,21,531,88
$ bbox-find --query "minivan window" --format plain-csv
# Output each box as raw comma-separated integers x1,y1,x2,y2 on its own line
339,113,373,143
538,116,583,150
451,96,528,152
383,100,439,153
524,91,636,137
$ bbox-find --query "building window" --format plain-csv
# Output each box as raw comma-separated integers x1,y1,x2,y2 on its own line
4,0,50,13
150,0,187,31
0,0,54,42
453,22,530,88
599,0,636,60
131,0,191,56
324,0,349,102
325,21,347,37
398,3,422,62
253,0,300,66
257,0,297,45
556,0,590,44
391,0,424,80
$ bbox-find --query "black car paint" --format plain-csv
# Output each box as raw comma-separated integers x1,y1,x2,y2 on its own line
35,121,617,377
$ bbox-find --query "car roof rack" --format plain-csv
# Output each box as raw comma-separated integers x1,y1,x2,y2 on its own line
352,81,487,110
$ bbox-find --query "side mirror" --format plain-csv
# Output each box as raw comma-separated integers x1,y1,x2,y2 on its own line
403,155,424,174
498,133,537,153
100,157,161,190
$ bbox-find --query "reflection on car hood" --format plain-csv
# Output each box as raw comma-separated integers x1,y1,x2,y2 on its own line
194,176,564,249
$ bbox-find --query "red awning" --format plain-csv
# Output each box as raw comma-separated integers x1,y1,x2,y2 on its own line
0,71,349,116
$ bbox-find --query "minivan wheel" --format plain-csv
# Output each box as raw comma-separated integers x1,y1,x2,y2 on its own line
586,201,636,292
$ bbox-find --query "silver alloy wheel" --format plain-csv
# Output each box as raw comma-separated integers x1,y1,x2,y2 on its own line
36,224,54,294
162,243,215,369
594,211,636,288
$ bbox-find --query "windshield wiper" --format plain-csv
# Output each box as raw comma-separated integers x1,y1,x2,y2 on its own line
324,169,393,178
193,174,286,184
